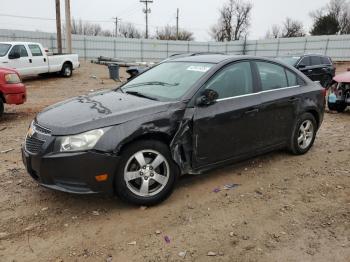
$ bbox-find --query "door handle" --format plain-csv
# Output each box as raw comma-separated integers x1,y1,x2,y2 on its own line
2,61,8,63
44,58,46,62
245,108,259,115
29,59,32,63
289,97,299,102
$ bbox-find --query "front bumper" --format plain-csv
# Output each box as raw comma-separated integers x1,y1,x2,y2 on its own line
5,92,26,105
22,145,119,195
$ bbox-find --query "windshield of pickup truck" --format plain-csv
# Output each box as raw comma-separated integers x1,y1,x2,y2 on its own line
0,44,11,57
121,62,214,101
275,56,300,66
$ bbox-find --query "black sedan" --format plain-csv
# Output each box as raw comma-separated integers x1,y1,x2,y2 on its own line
276,54,335,88
22,55,325,205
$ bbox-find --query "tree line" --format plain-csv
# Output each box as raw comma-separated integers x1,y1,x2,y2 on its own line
69,0,350,41
69,19,194,41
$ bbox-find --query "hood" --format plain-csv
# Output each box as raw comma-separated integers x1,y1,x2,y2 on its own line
36,90,173,135
0,66,19,74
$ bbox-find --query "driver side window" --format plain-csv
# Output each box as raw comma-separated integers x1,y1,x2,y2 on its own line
205,62,254,99
9,45,28,58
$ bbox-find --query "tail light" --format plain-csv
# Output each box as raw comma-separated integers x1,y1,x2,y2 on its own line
322,88,327,98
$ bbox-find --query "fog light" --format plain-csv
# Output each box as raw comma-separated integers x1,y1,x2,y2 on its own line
95,174,108,182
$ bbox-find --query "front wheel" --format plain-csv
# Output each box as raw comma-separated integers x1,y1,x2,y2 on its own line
114,140,179,206
289,113,317,155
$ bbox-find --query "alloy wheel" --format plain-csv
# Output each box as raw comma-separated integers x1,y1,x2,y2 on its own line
124,150,170,197
297,120,314,150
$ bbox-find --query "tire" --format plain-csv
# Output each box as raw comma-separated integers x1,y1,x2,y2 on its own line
335,103,347,113
0,99,4,118
289,113,317,155
61,63,73,77
328,102,347,113
114,140,179,206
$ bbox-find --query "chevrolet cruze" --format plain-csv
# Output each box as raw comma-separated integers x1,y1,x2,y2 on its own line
22,55,325,205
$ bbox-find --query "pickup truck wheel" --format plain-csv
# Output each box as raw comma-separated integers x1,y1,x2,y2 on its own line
61,63,73,77
0,99,3,117
114,140,179,206
289,113,317,155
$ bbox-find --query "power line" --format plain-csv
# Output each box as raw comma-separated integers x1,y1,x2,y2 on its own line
0,12,209,35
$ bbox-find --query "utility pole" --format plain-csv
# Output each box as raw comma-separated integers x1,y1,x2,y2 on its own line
114,17,120,37
140,0,153,39
176,8,179,40
65,0,72,53
55,0,62,53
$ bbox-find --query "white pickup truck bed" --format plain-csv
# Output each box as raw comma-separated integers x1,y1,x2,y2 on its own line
0,42,80,77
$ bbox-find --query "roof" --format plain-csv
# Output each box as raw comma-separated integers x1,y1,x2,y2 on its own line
170,54,251,64
0,41,41,46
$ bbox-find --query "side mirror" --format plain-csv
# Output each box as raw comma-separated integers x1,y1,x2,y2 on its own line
9,52,20,59
297,64,306,69
196,89,219,106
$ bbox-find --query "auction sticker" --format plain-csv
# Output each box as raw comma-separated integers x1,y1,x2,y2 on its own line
187,66,211,72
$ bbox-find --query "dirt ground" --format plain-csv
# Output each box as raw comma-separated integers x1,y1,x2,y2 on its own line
0,61,349,262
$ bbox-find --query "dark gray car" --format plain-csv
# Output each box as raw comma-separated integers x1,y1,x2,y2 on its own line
22,55,326,206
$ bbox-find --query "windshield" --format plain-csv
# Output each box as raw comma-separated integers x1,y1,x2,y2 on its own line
0,44,11,57
275,56,300,66
121,62,214,101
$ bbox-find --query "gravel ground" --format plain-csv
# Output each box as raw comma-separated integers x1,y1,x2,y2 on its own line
0,62,349,262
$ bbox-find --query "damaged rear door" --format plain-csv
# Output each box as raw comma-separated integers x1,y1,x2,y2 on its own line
191,61,262,167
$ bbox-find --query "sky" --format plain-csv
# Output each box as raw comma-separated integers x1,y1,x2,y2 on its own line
0,0,331,41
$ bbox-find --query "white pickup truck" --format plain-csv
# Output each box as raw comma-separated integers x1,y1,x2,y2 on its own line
0,42,80,77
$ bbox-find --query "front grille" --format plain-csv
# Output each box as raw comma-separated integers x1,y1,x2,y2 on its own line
25,136,45,154
34,123,51,135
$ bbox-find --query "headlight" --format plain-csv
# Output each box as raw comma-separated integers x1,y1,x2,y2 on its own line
5,73,21,84
58,129,105,152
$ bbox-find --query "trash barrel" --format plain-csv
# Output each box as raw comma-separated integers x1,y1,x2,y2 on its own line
108,64,119,80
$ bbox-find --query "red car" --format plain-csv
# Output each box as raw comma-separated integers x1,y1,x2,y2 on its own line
0,67,26,117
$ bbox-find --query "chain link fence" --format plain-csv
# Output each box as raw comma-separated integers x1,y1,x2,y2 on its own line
1,29,350,61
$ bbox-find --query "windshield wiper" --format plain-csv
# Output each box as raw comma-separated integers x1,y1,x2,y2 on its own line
125,91,158,101
123,81,179,89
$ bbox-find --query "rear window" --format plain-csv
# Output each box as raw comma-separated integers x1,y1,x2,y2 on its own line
0,44,11,57
28,44,43,56
299,57,311,67
310,56,322,66
322,56,331,65
256,61,288,91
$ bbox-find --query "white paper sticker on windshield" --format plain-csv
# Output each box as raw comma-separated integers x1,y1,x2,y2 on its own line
187,66,211,72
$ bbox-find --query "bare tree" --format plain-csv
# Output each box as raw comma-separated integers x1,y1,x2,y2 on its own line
281,18,305,37
265,24,282,39
328,0,350,33
119,23,142,39
155,25,194,41
69,18,113,37
210,0,253,41
310,0,350,35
